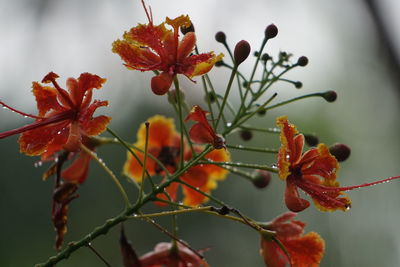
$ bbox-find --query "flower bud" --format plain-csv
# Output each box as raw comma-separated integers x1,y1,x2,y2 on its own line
205,92,216,103
240,130,253,141
294,81,303,89
180,23,195,35
329,143,351,162
304,134,319,147
257,109,267,116
265,24,278,39
215,31,226,43
234,40,251,65
261,53,270,62
297,56,309,67
252,170,271,189
322,90,337,102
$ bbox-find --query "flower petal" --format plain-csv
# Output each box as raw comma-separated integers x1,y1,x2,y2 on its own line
32,82,64,117
61,151,92,184
285,178,310,212
283,232,325,267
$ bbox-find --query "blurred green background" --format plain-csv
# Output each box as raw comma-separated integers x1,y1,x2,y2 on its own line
1,0,400,266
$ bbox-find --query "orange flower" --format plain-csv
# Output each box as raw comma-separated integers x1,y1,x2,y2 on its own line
185,105,225,149
260,212,324,267
112,0,223,95
123,115,230,206
277,116,350,212
0,72,110,157
139,242,209,267
276,116,400,212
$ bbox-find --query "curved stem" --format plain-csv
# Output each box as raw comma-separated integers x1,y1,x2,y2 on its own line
80,144,131,207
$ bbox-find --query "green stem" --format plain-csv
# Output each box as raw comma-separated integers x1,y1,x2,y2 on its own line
199,160,278,173
264,92,327,111
176,178,226,207
138,122,150,203
239,125,280,134
80,144,131,208
226,144,278,154
106,128,158,184
173,77,185,168
216,65,238,129
35,146,213,267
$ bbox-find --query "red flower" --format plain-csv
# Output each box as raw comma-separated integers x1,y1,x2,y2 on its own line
185,105,225,149
112,0,223,95
123,115,230,206
0,72,110,157
276,116,400,212
260,212,325,267
139,242,209,267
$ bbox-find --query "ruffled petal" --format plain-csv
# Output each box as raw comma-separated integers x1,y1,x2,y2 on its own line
301,144,339,181
32,82,64,116
61,151,92,184
19,121,70,156
185,52,223,77
136,115,178,148
283,232,325,267
80,100,111,136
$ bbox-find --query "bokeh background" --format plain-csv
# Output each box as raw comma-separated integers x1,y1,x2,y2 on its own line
1,0,400,266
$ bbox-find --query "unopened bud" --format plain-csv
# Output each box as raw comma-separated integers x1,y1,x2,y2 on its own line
265,24,278,39
257,109,267,116
322,90,337,102
206,92,216,103
240,130,253,141
181,23,195,35
297,56,309,67
261,53,270,61
329,143,351,162
215,31,226,43
304,134,319,147
234,40,251,65
294,81,303,89
252,170,271,189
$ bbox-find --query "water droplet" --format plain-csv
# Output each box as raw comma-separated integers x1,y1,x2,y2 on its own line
178,202,184,206
23,115,28,118
345,205,351,211
132,213,138,217
88,242,92,246
54,158,59,163
271,163,278,169
2,106,7,110
226,122,232,127
57,131,62,135
34,161,43,168
195,187,200,190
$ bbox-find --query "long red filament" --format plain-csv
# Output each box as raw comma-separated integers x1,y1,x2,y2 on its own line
0,110,73,139
0,101,44,119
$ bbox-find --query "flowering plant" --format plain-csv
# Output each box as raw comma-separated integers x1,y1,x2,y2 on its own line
1,1,399,266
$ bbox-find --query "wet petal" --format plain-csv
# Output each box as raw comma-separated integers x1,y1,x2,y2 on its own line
32,82,64,116
61,151,92,184
283,232,325,267
136,115,178,148
285,178,310,212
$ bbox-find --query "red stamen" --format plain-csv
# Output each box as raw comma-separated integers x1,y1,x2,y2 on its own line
49,79,75,108
313,176,400,193
0,110,73,139
0,101,44,120
141,0,153,24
